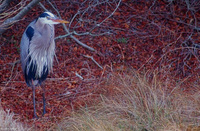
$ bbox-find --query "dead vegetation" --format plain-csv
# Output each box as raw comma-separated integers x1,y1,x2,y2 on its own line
0,0,200,130
53,70,200,131
0,105,26,131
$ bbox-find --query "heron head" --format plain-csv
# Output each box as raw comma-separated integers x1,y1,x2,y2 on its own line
38,12,69,25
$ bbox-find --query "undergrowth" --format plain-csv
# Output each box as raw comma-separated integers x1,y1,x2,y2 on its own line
56,70,200,131
0,106,26,131
0,70,199,131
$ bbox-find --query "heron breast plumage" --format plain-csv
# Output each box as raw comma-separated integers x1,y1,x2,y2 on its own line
21,21,55,87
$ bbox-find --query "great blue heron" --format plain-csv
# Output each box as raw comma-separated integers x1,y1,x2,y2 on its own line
20,12,69,118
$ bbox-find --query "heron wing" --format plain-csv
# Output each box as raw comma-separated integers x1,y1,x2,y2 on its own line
20,20,38,86
20,20,36,73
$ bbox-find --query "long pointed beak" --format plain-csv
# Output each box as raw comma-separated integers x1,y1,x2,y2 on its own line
51,18,69,23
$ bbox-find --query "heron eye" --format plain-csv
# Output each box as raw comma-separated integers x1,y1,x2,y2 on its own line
46,16,50,20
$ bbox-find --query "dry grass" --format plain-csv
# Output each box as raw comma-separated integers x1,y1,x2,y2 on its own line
0,105,26,131
0,70,199,131
56,70,200,131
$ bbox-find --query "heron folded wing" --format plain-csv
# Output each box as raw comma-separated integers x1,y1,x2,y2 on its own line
26,26,34,41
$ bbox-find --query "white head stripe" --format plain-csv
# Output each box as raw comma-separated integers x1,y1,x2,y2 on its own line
44,12,55,17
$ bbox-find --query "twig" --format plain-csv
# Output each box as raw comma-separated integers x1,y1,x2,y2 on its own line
70,35,95,52
72,30,111,37
83,55,103,69
5,59,20,86
54,54,59,64
0,0,42,34
61,16,96,52
75,72,84,80
39,2,48,12
0,0,12,13
71,0,121,37
39,2,96,52
54,32,73,40
97,0,121,26
47,0,61,17
9,59,20,80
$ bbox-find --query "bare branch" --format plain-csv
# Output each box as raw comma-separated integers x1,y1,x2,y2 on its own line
40,1,122,54
0,0,42,34
0,1,26,23
97,0,121,26
75,72,84,80
39,2,48,12
0,0,12,13
83,55,103,69
69,35,95,52
54,33,73,40
40,1,96,52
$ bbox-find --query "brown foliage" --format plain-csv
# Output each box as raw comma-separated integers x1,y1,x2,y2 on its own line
0,0,200,129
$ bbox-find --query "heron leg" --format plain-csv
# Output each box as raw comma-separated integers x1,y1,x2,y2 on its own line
42,85,46,116
32,80,38,118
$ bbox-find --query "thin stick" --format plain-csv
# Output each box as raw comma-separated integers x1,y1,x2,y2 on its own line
0,0,42,34
39,2,48,11
83,55,103,69
75,72,84,80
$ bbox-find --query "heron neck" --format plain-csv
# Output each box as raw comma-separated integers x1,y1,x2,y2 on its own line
34,20,55,43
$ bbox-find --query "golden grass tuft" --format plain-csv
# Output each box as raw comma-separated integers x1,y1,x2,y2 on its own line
0,105,26,131
56,70,200,131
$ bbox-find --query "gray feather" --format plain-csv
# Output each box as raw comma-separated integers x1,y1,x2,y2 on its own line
20,19,55,87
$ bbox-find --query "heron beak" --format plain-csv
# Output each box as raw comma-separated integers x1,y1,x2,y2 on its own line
51,18,69,24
